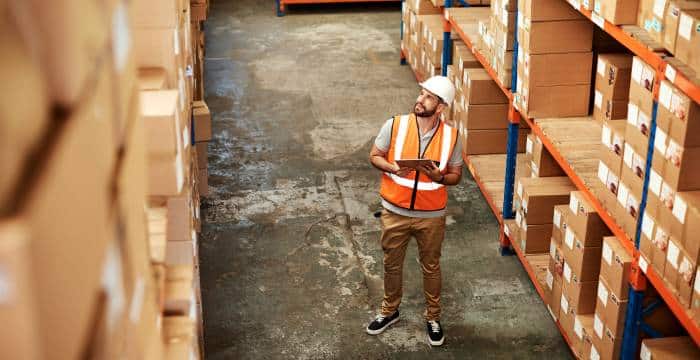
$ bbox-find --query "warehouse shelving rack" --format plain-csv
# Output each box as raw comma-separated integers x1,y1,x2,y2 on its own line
276,0,401,16
401,0,700,357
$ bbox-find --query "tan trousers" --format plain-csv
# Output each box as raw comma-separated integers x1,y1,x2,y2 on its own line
380,210,446,321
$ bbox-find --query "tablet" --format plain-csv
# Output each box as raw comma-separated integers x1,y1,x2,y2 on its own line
396,159,440,169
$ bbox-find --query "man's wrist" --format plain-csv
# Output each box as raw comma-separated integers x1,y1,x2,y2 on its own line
437,174,445,184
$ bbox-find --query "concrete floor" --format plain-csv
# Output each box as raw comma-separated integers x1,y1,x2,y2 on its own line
199,1,573,358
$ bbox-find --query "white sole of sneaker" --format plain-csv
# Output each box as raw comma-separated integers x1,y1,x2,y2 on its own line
428,335,444,346
365,317,399,335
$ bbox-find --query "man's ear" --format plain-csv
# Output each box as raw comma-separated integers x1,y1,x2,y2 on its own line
436,103,447,115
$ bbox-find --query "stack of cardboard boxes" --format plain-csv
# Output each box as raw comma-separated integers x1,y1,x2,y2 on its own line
641,336,700,358
513,177,575,254
639,75,700,319
593,54,632,125
515,0,594,118
524,133,565,177
487,0,517,87
401,0,443,79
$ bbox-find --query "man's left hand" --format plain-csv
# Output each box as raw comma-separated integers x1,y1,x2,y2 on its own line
416,161,442,183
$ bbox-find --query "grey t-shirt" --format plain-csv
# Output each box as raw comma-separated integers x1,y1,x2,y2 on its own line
374,118,463,218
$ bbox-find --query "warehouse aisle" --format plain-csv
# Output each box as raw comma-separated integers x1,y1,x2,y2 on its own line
199,1,571,358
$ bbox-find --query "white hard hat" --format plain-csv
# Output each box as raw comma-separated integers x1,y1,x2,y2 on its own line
420,76,455,105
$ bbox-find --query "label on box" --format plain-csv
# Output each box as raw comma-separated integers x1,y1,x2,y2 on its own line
602,242,613,265
601,124,612,147
176,151,185,193
561,295,569,314
659,82,673,110
642,213,655,239
679,13,694,40
563,261,572,283
183,126,190,149
554,208,562,228
516,211,523,227
653,0,668,18
640,343,651,360
654,128,668,156
570,193,580,214
594,90,603,109
627,103,639,126
617,183,629,207
694,268,700,293
502,9,508,26
591,345,601,360
649,170,662,196
129,276,146,323
594,313,604,339
598,282,609,306
526,137,533,155
597,161,609,184
665,65,677,83
624,143,634,168
574,316,584,339
639,255,649,273
565,228,575,250
546,269,554,290
504,224,511,237
523,198,528,212
0,266,11,304
550,241,557,259
631,58,643,85
673,195,688,223
594,0,601,13
112,3,131,72
101,242,126,331
597,59,606,77
667,241,680,269
547,305,557,321
583,0,590,8
521,239,527,252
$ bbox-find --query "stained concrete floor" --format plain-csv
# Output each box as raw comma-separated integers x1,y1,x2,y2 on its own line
199,1,573,359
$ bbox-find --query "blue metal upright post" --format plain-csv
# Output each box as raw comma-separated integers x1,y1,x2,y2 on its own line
501,7,519,222
276,0,284,17
441,0,454,76
621,100,659,359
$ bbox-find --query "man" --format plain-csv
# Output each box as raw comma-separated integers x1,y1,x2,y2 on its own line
366,76,462,346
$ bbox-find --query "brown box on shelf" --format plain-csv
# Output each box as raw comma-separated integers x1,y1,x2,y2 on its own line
166,240,195,267
518,0,582,21
572,314,595,358
692,268,700,316
133,26,183,88
567,191,612,247
665,191,700,261
561,236,602,282
519,50,593,87
408,0,443,14
640,336,700,359
595,276,628,339
149,151,186,197
559,294,577,342
518,19,593,54
528,134,565,177
595,0,639,25
599,119,627,172
657,80,700,148
164,265,194,316
629,57,656,115
547,268,564,321
663,2,700,54
198,168,209,197
516,73,591,118
552,205,569,245
600,236,632,300
674,10,700,74
166,190,194,242
463,68,509,104
595,54,633,100
460,103,509,130
461,128,527,155
651,224,671,275
594,92,628,124
519,223,553,254
516,177,575,224
193,101,212,142
138,67,167,91
562,271,598,314
141,90,182,156
677,247,697,307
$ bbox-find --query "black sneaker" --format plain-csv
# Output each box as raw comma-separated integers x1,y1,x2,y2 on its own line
366,310,400,335
426,320,444,346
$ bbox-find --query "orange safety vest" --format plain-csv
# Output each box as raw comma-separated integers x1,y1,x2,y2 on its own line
379,114,458,212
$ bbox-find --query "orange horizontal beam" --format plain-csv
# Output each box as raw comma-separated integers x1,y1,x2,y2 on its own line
465,156,503,225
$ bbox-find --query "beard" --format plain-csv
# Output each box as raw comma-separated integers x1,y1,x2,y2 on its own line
414,102,437,117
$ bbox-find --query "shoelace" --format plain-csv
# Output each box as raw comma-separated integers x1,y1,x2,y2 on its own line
429,321,440,333
375,315,386,322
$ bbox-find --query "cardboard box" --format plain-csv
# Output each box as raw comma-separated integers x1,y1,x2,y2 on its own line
518,18,593,54
516,177,575,224
527,133,564,177
664,2,700,54
600,236,632,300
595,0,639,24
167,190,194,242
166,240,196,267
519,223,553,254
133,26,183,88
668,191,700,260
516,73,591,118
197,168,209,197
594,91,628,123
552,205,569,245
193,101,212,142
629,57,656,115
461,128,527,155
519,0,582,21
591,315,623,360
21,88,114,359
562,233,602,282
519,50,593,87
141,90,182,156
547,270,564,320
595,277,628,338
599,119,626,172
164,265,195,316
131,0,185,28
408,0,443,14
149,151,186,197
651,224,671,275
573,314,595,358
463,69,509,105
677,246,697,307
674,10,700,74
567,191,611,247
692,267,700,316
562,272,598,314
460,103,509,130
640,336,700,359
657,80,700,148
595,53,633,100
